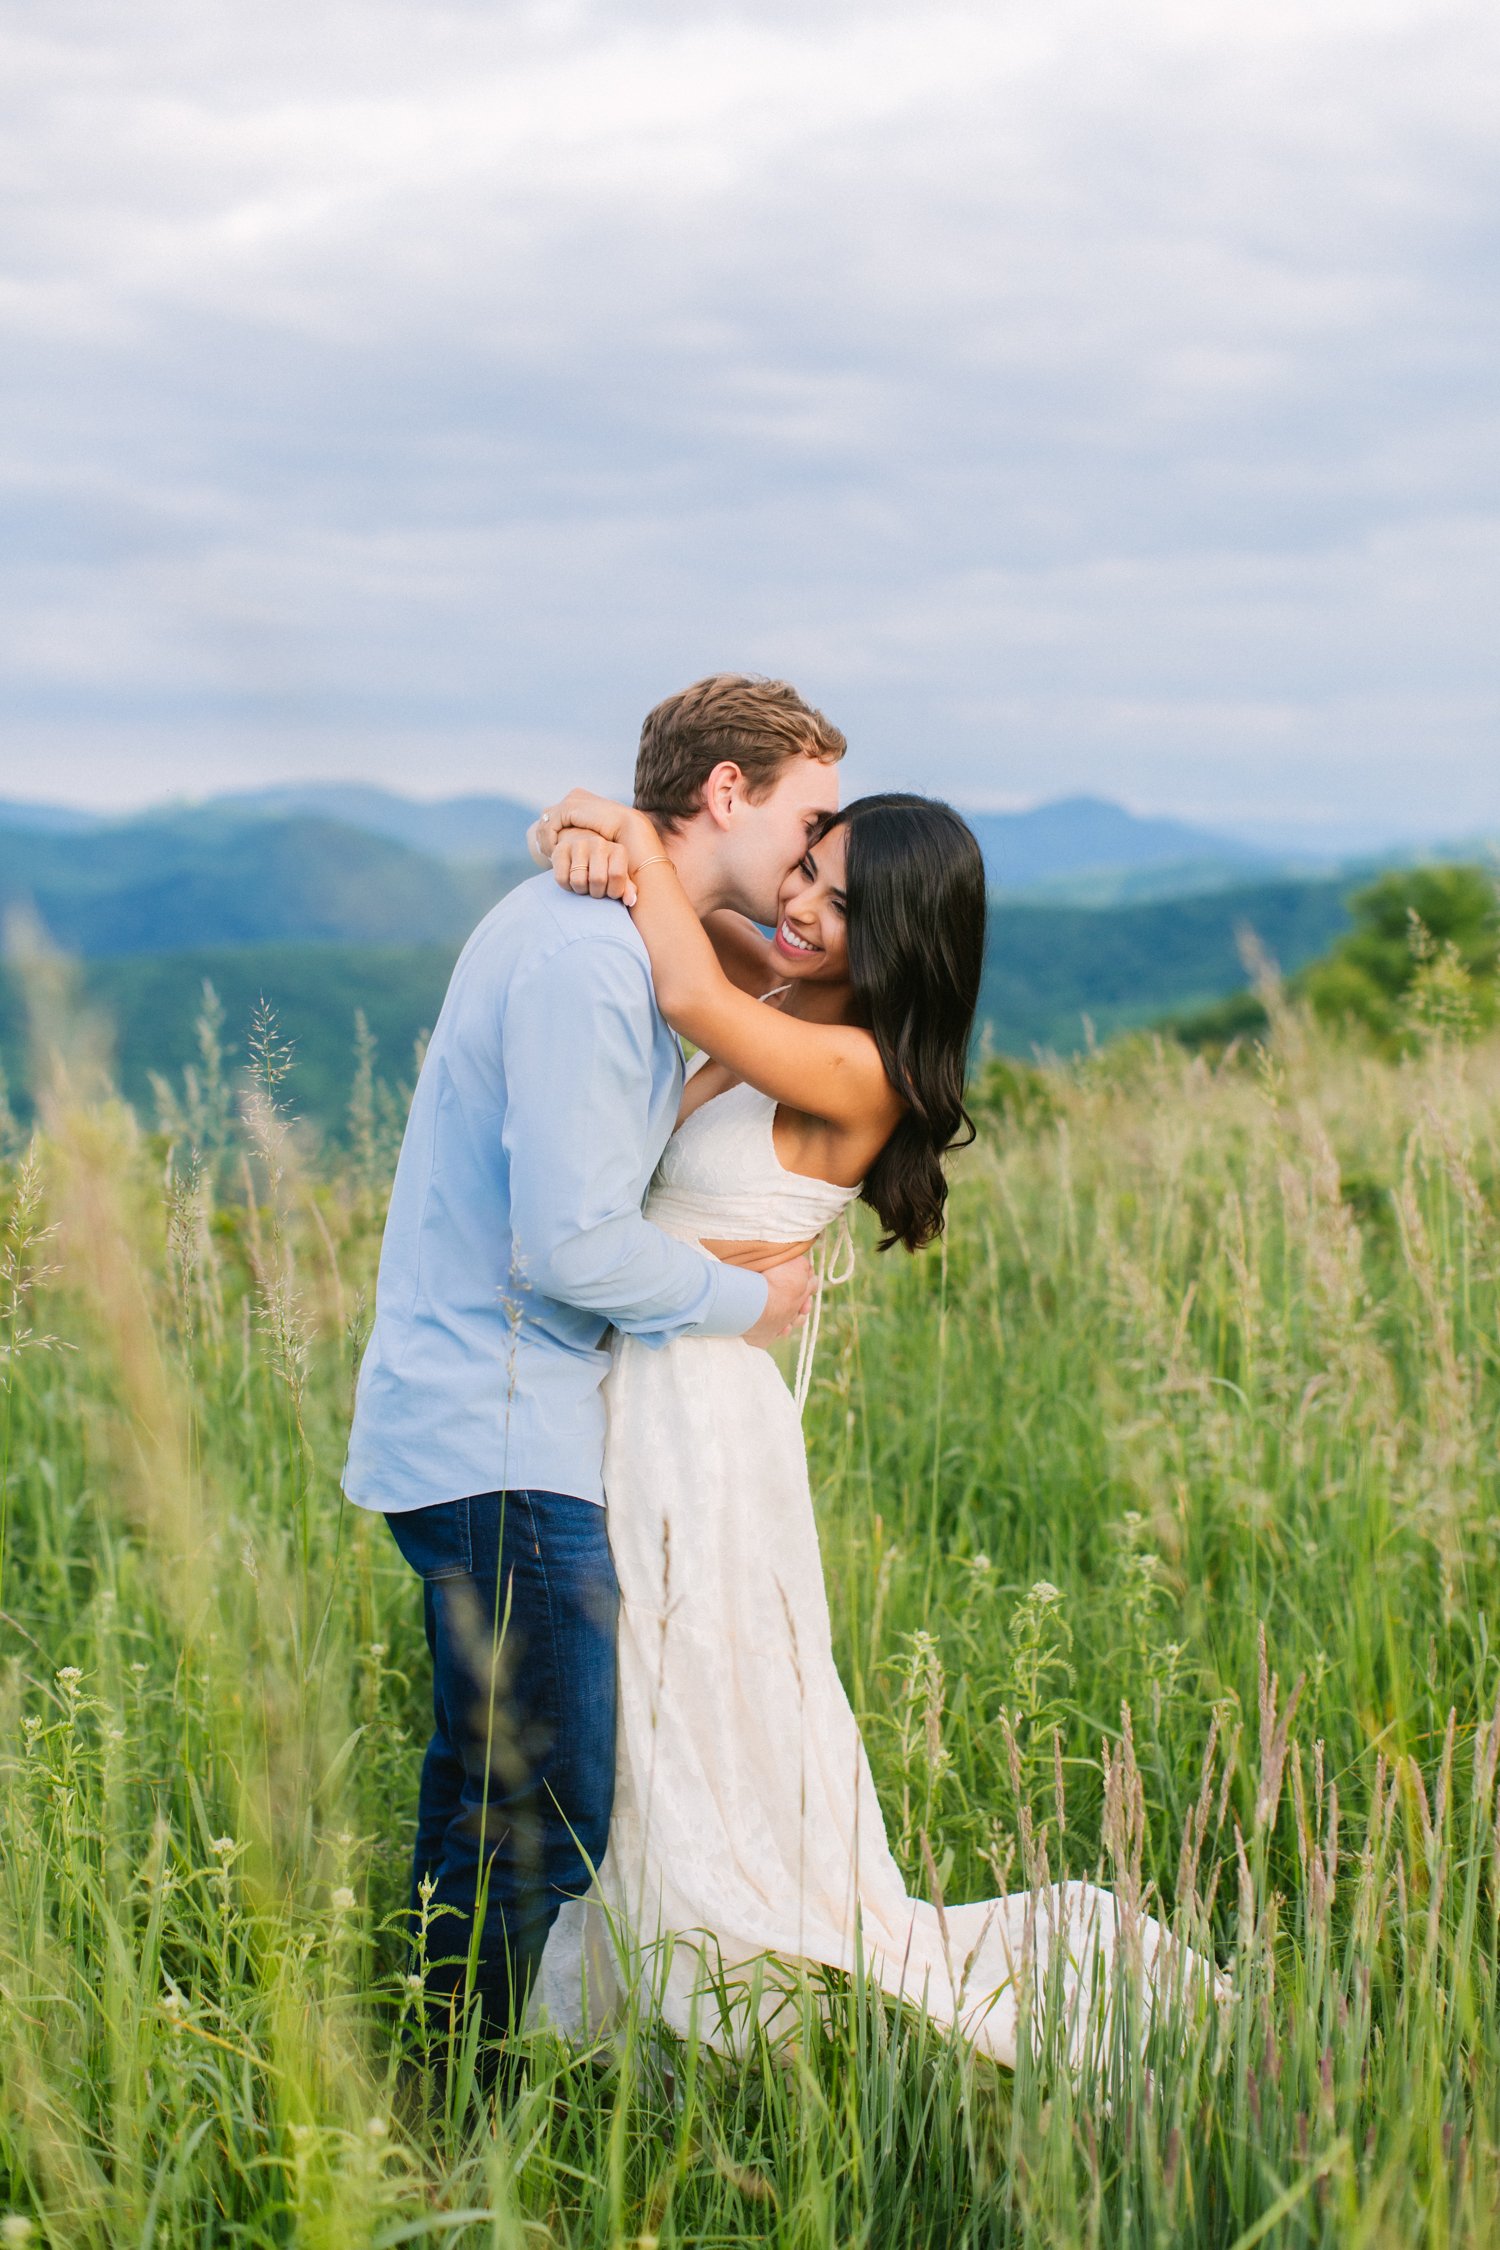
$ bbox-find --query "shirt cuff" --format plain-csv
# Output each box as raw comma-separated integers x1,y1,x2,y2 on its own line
691,1258,770,1339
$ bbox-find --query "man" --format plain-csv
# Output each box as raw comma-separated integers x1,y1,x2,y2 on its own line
343,673,846,2047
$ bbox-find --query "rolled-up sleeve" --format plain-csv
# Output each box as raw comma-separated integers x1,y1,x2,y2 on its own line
502,935,768,1343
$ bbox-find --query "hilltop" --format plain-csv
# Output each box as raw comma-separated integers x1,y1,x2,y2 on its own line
0,876,1355,1135
0,812,523,956
0,785,1310,909
0,785,1449,1130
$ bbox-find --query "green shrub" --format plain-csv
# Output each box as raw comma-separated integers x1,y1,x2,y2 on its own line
1302,862,1500,1049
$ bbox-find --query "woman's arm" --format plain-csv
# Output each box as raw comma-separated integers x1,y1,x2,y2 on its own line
538,791,896,1131
534,799,774,992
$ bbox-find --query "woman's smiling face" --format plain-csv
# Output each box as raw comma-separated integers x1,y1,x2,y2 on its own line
770,820,850,982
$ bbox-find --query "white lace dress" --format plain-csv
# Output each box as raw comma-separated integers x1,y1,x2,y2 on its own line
535,1078,1214,2066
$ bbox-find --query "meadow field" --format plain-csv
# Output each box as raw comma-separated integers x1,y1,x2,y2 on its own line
4,964,1500,2247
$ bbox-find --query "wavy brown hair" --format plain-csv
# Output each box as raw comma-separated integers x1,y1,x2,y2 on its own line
634,673,846,831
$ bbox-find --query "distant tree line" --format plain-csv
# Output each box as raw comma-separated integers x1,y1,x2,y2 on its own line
1173,864,1500,1053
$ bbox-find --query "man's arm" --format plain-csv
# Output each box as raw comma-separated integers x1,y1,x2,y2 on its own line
502,932,770,1343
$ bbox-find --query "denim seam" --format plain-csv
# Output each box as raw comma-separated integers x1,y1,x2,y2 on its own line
516,1493,570,1850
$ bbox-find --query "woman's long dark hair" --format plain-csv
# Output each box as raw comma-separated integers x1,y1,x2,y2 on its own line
813,793,987,1253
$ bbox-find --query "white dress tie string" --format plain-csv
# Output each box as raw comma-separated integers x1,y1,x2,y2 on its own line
792,1208,858,1418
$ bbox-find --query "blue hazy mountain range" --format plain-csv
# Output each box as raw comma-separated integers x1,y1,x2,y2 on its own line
0,784,1321,917
0,796,105,836
0,784,1437,1117
0,811,522,956
207,785,1297,893
0,879,1356,1129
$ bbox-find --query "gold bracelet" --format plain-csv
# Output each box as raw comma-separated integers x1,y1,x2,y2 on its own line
632,853,673,875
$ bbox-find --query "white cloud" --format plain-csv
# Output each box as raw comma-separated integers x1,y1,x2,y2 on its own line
0,0,1496,837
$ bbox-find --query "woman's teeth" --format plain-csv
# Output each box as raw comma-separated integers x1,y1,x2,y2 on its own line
779,921,818,955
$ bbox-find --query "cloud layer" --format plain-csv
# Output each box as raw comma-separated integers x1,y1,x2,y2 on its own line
2,0,1497,839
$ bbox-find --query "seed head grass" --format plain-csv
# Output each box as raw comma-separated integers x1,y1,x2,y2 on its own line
3,988,1500,2243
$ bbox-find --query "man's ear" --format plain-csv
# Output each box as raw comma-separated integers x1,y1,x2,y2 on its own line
701,760,745,833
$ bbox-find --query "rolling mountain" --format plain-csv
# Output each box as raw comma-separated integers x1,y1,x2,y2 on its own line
0,874,1356,1135
0,942,460,1129
961,796,1286,893
0,813,523,956
981,878,1352,1052
207,784,540,864
0,793,1358,1113
0,791,1323,970
0,787,1306,898
0,797,104,835
0,777,1383,1137
212,787,1285,891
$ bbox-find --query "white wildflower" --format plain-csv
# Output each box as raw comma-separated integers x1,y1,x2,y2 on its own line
1029,1581,1062,1606
3,2214,36,2246
330,1886,357,1913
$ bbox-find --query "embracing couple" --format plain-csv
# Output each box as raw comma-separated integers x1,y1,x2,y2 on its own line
344,674,1209,2074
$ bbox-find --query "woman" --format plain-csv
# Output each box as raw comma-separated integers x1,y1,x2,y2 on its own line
528,785,1216,2070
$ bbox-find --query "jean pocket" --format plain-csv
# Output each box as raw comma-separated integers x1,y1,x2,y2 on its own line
385,1497,473,1581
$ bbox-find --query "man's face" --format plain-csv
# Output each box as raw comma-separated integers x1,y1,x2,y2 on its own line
726,754,843,924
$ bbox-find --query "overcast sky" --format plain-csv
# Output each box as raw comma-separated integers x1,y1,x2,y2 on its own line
1,0,1496,844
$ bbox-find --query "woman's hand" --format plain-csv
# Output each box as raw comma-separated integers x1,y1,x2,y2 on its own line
535,788,662,905
549,827,639,905
537,786,628,845
536,789,655,859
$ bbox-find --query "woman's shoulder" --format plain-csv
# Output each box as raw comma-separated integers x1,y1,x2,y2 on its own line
703,911,779,995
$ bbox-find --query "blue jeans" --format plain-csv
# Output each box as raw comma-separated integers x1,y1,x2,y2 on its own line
385,1489,619,2042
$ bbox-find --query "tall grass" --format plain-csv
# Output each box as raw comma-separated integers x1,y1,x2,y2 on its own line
4,974,1500,2245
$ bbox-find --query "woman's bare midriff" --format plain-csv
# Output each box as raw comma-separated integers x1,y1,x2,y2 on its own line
700,1236,817,1273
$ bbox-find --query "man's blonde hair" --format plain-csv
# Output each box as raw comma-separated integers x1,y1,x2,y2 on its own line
634,674,846,830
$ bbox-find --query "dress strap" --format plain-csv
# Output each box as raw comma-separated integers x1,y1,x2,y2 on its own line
792,1208,858,1418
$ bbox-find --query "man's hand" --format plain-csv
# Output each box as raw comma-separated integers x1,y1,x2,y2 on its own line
743,1253,815,1349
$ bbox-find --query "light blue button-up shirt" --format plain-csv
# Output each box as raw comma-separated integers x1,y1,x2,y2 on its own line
342,874,768,1511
